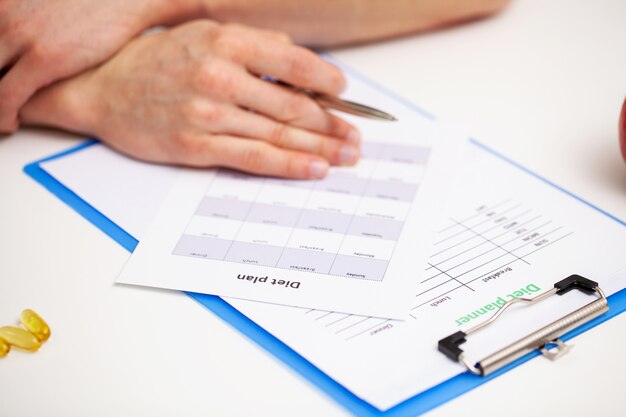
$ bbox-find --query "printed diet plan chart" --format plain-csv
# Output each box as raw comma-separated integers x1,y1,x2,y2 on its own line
117,70,465,318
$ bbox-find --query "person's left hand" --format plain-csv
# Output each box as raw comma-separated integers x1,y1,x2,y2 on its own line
0,0,195,132
20,21,360,179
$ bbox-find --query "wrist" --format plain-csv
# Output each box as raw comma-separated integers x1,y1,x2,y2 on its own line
19,74,102,138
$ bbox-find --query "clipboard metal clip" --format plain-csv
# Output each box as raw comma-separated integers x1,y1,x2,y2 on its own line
438,275,609,376
539,339,572,361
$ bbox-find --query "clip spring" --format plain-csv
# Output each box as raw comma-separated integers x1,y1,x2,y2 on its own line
438,275,608,376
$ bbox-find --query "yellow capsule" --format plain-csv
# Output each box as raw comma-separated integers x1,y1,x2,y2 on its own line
0,336,10,357
0,326,41,352
20,309,51,342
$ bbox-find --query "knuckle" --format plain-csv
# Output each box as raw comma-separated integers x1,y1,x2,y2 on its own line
287,52,313,81
199,103,223,124
28,41,52,63
172,133,213,164
286,157,303,178
269,123,289,147
326,114,351,137
195,60,218,90
311,136,325,156
281,93,319,122
208,27,231,51
196,60,220,88
209,26,245,58
172,133,197,159
195,61,238,99
327,67,347,93
182,100,203,121
275,32,292,44
239,144,268,172
266,29,292,44
216,73,238,100
184,100,222,124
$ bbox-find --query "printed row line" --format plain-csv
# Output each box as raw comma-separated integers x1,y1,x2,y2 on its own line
193,199,406,240
202,189,411,220
212,171,420,200
183,221,398,259
173,235,390,281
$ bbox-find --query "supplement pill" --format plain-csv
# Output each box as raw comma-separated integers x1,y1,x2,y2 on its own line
20,309,51,342
0,326,41,352
0,337,9,357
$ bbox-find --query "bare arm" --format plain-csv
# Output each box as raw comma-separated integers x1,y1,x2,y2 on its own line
203,0,510,47
0,0,204,132
1,0,506,132
19,22,360,179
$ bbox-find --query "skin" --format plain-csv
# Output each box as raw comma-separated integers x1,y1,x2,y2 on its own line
2,0,510,177
0,0,206,132
206,0,511,46
20,21,361,178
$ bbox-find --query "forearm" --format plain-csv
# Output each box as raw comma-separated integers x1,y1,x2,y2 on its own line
17,0,207,133
144,0,207,27
203,0,509,47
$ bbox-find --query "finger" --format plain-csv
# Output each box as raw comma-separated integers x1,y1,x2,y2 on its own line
234,73,360,142
0,44,23,131
0,43,19,71
239,40,346,96
200,104,360,166
196,64,358,141
0,52,49,131
254,27,293,44
178,134,330,179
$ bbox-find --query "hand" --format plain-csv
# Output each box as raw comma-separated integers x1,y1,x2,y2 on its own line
0,0,201,132
20,21,361,179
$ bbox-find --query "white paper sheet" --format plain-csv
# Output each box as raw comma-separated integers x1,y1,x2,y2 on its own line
41,140,626,411
113,71,465,318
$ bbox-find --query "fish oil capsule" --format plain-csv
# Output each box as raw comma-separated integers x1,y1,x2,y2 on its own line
20,309,51,342
0,326,41,352
0,337,9,357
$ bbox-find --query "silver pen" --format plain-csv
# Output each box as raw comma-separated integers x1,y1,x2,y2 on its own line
274,80,398,122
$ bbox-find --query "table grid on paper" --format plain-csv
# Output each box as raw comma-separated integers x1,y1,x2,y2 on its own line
172,142,430,282
302,199,573,340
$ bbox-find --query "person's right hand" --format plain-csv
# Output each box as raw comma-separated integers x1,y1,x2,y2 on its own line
0,0,196,132
19,21,361,179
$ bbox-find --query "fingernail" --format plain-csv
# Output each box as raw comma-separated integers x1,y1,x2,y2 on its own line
339,145,359,164
346,129,361,144
309,160,329,179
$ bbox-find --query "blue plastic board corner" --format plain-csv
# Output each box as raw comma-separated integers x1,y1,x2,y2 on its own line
23,140,626,417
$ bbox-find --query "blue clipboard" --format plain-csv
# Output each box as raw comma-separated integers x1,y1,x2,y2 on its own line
24,139,626,417
22,61,626,415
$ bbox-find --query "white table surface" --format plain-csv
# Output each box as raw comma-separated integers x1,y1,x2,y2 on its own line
1,0,625,416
